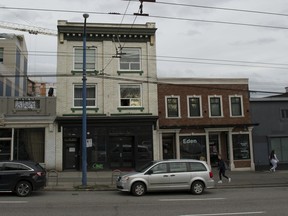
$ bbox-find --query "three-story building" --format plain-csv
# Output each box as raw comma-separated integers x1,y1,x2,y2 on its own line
55,21,158,171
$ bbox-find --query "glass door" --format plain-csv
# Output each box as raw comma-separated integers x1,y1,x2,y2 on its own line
109,136,134,169
162,134,176,159
209,134,219,167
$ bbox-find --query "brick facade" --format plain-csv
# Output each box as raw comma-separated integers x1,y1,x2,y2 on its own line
157,78,255,171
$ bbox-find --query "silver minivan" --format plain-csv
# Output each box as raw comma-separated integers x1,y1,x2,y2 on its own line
116,159,215,196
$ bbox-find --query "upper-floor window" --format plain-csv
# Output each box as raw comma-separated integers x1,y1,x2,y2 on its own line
209,96,222,117
73,84,97,107
16,48,21,70
119,48,141,71
230,96,243,117
166,96,180,118
188,96,202,118
0,48,3,63
0,76,3,96
6,80,12,96
74,47,96,71
120,84,141,107
281,109,288,120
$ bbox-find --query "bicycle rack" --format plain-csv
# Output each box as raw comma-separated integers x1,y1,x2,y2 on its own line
48,170,59,186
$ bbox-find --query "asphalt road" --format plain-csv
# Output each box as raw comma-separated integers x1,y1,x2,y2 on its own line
0,187,288,216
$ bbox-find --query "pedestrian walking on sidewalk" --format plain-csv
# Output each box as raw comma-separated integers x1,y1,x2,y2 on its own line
217,154,231,184
269,150,279,172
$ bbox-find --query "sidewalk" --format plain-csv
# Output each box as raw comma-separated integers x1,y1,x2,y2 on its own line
44,169,288,191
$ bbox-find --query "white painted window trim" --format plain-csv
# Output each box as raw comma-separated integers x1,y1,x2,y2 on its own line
119,83,142,107
187,95,203,118
73,83,97,108
208,95,223,118
118,47,141,71
73,47,97,71
165,95,181,118
229,95,244,117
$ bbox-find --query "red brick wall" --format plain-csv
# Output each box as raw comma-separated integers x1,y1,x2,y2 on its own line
158,83,251,127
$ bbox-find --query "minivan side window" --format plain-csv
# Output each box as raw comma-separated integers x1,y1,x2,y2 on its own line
189,162,207,172
150,163,168,174
170,162,187,173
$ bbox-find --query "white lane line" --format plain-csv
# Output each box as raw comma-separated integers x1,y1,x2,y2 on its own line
179,211,265,216
159,198,226,202
0,201,28,204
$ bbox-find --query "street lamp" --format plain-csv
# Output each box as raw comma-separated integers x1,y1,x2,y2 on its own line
82,13,89,186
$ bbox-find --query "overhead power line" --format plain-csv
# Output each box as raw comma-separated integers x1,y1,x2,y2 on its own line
1,6,288,31
2,48,288,70
125,0,288,17
0,72,284,95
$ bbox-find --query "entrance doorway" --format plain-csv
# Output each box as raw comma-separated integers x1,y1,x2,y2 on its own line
162,134,176,159
63,137,80,170
109,136,134,169
209,134,219,167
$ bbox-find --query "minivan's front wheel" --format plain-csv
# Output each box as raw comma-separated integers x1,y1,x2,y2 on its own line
15,181,32,197
131,182,146,196
191,181,204,195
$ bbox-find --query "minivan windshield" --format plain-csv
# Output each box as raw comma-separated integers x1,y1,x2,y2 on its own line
136,161,157,172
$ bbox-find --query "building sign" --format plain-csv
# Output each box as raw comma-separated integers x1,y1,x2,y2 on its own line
14,98,40,110
179,136,206,160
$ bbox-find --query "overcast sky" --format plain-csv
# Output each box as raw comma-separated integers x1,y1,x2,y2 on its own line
1,0,288,95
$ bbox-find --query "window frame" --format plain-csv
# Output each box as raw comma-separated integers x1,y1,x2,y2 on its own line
119,84,142,107
165,96,181,118
73,84,97,108
187,95,202,118
73,47,97,71
208,95,223,118
280,108,288,121
229,95,244,117
0,47,4,63
119,48,141,71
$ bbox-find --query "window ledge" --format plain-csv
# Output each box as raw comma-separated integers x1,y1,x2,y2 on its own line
117,70,143,75
71,70,99,75
71,107,99,113
111,113,152,116
63,114,105,116
117,107,144,112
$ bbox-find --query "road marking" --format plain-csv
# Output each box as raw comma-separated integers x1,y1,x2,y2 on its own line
159,198,226,202
179,211,265,216
0,201,28,204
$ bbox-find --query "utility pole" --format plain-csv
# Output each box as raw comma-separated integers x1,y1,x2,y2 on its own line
82,13,89,187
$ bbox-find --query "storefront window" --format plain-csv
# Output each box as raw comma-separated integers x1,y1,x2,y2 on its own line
180,136,206,160
14,128,45,163
232,134,250,160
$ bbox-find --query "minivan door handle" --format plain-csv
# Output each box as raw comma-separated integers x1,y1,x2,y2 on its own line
170,174,175,177
163,175,169,177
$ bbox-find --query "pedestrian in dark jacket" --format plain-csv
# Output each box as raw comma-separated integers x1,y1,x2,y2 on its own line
218,154,231,184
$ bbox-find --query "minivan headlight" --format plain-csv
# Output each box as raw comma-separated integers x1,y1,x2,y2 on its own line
122,176,130,182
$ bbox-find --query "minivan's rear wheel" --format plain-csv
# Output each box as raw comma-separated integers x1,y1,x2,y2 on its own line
191,181,204,195
15,181,32,197
131,182,146,196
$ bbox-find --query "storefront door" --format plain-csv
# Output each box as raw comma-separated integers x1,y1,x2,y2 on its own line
162,134,176,159
109,136,134,169
63,138,80,170
209,134,219,167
